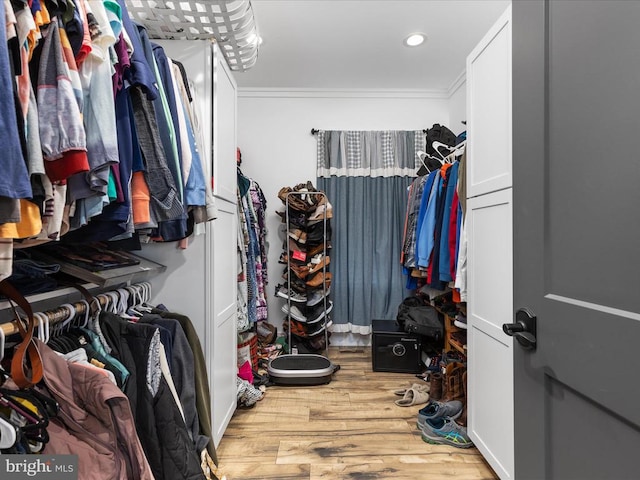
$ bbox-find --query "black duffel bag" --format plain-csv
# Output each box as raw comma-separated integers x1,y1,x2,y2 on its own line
396,295,443,341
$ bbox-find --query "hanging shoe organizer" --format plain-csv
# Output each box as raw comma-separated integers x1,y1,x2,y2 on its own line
268,190,338,385
125,0,260,71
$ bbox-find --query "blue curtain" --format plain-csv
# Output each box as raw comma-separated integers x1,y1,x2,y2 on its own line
316,130,424,334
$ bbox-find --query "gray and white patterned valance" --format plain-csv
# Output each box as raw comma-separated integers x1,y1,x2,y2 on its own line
316,130,426,178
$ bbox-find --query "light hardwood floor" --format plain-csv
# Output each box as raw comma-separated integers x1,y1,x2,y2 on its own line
215,347,498,480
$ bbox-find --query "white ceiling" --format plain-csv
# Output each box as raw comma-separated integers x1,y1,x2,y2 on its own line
235,0,511,91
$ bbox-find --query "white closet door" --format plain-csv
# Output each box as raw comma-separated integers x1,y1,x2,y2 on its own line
467,189,514,479
467,6,512,198
212,44,238,203
208,198,238,446
466,7,514,478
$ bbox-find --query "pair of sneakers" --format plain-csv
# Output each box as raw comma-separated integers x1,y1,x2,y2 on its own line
417,400,473,448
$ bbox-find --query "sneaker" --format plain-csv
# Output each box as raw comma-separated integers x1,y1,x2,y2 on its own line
275,284,307,303
306,288,330,306
307,318,332,337
306,301,334,324
454,313,468,329
416,400,463,429
281,303,307,323
420,417,473,448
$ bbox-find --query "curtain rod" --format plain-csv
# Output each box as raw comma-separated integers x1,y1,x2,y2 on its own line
310,128,430,135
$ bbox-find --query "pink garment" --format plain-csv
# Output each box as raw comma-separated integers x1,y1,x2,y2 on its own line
238,361,253,383
37,340,155,480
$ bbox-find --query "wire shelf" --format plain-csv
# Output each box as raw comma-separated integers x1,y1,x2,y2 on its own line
125,0,259,71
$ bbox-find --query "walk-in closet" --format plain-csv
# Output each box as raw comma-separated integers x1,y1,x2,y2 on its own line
0,1,638,480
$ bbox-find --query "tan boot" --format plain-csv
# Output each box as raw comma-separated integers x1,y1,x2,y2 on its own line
429,373,443,401
443,363,465,403
456,371,468,427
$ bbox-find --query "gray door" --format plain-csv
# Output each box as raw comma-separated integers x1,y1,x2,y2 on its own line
512,1,640,479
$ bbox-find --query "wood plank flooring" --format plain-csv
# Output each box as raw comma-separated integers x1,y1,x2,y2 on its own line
215,347,498,480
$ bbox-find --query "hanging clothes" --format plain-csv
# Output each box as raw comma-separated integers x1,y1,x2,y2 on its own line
0,0,214,249
402,125,466,296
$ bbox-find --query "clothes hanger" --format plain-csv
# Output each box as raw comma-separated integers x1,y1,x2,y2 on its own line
0,413,17,449
34,313,50,344
116,288,130,315
416,149,444,175
56,303,76,334
77,300,90,329
431,141,457,163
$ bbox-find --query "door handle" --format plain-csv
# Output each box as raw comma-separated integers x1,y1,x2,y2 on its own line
503,308,537,350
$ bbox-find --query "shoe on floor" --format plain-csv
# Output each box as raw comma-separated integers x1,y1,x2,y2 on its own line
420,417,473,448
393,382,429,397
416,400,463,429
394,387,429,407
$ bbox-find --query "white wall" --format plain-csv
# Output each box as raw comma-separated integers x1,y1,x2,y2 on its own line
448,77,468,136
237,91,450,344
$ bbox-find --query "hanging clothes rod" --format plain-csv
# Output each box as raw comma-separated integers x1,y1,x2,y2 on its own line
0,283,152,336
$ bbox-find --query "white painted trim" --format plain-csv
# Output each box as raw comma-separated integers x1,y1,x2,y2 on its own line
237,87,449,99
447,69,467,97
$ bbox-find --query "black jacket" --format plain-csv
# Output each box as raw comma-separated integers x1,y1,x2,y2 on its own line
99,311,205,480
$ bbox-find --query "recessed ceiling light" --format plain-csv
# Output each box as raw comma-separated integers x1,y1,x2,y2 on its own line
404,33,426,47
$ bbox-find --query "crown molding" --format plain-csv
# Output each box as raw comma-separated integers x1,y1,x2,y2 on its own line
447,69,466,97
237,88,449,99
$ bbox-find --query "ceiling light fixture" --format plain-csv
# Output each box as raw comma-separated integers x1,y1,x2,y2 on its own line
403,33,426,47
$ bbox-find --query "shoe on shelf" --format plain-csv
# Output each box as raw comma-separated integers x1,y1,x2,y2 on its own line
279,252,306,266
289,264,310,280
275,284,307,303
306,271,332,289
416,400,463,429
454,313,468,329
281,303,308,323
420,417,473,449
308,256,330,275
307,201,333,224
306,318,332,337
287,238,306,254
288,228,307,244
287,318,308,337
306,288,330,307
306,221,332,245
306,301,334,324
306,305,333,324
307,242,331,257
